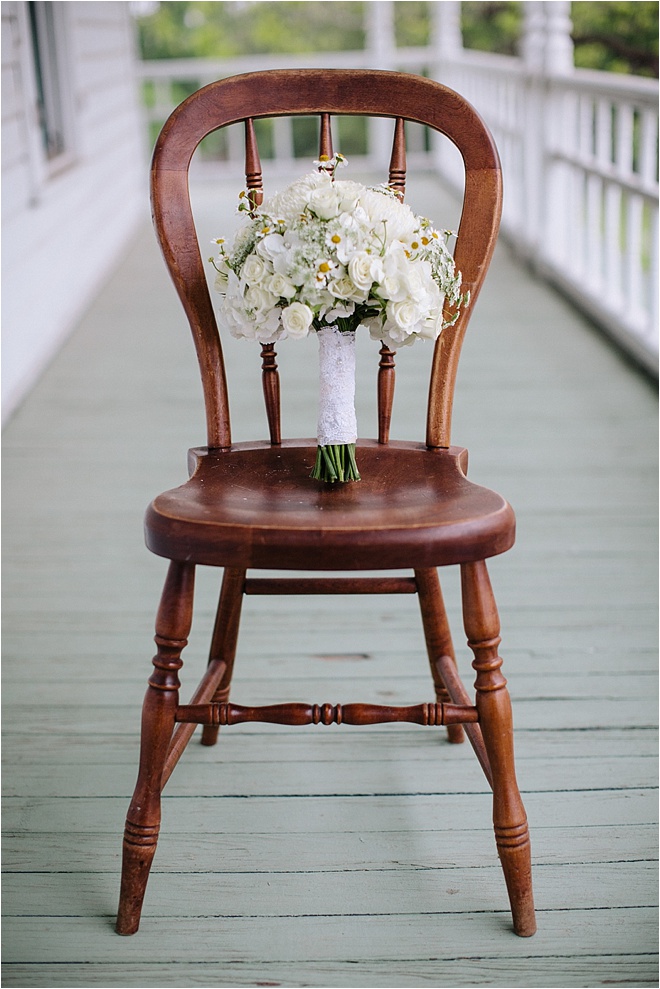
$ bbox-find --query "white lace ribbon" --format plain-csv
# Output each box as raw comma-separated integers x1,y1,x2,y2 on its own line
316,325,358,446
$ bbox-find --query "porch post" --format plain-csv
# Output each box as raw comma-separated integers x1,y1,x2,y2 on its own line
365,0,396,168
429,1,463,179
520,2,574,263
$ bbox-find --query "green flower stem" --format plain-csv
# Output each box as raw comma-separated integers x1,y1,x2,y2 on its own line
310,443,361,483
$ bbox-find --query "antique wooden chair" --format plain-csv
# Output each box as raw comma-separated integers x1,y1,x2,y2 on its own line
116,69,536,937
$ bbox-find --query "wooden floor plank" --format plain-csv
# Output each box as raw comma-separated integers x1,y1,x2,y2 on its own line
4,958,658,989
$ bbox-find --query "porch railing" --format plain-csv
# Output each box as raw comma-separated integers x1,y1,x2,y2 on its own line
136,49,658,373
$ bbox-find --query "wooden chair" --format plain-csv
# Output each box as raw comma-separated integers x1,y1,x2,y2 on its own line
116,69,536,938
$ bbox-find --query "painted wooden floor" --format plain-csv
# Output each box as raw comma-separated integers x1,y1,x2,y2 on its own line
3,172,658,989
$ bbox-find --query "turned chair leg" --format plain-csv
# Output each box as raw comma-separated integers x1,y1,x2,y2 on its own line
200,568,245,746
415,568,465,744
461,560,536,937
116,561,195,935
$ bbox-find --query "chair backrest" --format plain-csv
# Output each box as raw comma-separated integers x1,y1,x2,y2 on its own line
151,69,502,451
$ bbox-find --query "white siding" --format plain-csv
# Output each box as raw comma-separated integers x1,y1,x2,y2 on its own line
1,1,146,423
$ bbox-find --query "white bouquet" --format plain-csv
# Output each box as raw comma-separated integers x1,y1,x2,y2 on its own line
210,155,467,482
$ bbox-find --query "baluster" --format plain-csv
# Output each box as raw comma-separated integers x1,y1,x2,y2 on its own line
245,117,263,209
319,112,333,161
378,343,395,444
261,343,281,445
388,117,406,200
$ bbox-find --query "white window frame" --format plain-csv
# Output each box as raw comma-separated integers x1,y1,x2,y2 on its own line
20,1,77,185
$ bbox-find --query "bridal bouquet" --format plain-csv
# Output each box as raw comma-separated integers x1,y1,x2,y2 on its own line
210,155,467,482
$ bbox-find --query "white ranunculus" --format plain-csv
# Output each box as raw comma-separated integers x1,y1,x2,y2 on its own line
281,301,314,339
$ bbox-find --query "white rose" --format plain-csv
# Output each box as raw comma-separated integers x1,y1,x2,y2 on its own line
307,184,341,220
387,299,422,336
241,254,269,286
419,308,443,340
268,272,296,300
281,301,314,339
347,252,375,293
244,285,277,314
328,274,361,301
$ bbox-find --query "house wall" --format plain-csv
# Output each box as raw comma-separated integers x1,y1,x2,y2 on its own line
2,1,146,423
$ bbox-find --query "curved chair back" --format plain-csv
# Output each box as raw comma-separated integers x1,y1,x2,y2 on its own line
151,69,502,450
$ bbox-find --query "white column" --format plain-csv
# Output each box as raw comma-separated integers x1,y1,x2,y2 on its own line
365,0,396,168
365,0,395,68
544,1,574,76
520,2,574,261
430,0,462,70
429,1,463,182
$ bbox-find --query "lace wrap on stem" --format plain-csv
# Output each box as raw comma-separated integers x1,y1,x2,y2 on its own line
316,325,357,446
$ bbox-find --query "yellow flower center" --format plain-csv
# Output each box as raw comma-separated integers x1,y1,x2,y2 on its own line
319,262,331,273
331,234,341,244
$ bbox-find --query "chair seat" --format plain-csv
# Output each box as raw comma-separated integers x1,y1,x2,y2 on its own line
145,439,515,570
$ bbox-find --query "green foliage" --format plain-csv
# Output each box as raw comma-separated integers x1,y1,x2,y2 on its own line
136,1,365,59
459,1,658,76
394,1,430,47
571,2,658,77
135,1,659,77
460,2,521,57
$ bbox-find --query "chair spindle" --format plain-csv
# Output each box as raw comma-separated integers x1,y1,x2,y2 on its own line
244,117,263,209
319,112,333,160
245,118,281,444
261,344,282,445
388,117,406,200
378,343,396,444
375,118,407,440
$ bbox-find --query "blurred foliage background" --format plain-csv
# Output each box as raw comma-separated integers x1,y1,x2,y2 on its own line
135,1,658,77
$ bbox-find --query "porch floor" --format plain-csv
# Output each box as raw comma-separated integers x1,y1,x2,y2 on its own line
2,174,658,988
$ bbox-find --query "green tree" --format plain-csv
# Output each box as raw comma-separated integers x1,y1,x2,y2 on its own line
135,1,659,78
460,1,658,77
136,1,366,59
571,2,658,76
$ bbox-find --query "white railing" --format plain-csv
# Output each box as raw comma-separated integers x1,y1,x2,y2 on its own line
439,51,659,372
137,50,659,373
